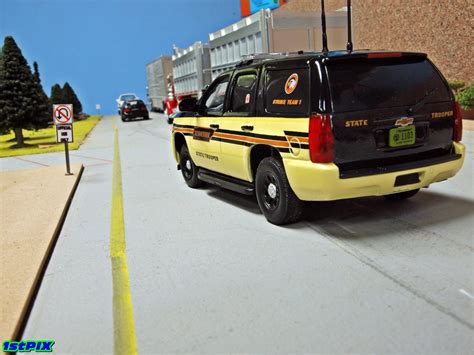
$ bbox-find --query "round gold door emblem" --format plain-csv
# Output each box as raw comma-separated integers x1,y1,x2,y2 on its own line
285,73,299,95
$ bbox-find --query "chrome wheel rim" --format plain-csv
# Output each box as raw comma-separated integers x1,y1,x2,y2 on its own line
263,174,280,210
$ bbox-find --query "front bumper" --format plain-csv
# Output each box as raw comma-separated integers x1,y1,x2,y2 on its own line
283,142,466,201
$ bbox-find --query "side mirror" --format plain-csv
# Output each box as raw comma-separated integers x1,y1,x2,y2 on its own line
179,97,198,112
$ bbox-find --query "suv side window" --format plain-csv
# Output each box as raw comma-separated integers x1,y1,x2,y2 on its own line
229,72,258,115
202,75,230,116
264,68,310,116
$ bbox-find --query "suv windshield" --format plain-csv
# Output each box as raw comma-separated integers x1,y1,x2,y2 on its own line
327,58,451,113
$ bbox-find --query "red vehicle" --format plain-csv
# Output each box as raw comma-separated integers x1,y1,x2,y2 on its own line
164,74,178,119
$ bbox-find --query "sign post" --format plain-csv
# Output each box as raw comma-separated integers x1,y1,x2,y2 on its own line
53,104,74,175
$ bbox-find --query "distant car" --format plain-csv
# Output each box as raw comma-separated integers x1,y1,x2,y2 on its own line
116,93,138,114
121,99,149,122
167,111,194,124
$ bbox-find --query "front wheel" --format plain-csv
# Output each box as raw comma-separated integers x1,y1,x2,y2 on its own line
180,145,203,188
384,189,420,201
255,157,303,225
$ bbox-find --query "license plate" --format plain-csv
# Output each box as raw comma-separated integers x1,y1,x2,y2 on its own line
389,126,416,147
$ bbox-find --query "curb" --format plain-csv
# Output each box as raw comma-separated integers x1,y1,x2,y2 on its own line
11,164,85,342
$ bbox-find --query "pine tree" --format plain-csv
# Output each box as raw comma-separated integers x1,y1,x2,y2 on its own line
0,47,7,134
50,83,64,104
62,82,82,118
31,62,50,129
0,36,40,146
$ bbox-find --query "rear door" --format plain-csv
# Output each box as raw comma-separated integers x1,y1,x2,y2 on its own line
325,56,454,175
191,74,230,173
218,69,259,181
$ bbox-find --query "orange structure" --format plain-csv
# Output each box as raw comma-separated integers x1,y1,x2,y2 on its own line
240,0,286,17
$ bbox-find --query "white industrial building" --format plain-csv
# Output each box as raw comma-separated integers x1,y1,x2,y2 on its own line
208,8,349,79
172,42,212,99
146,56,173,112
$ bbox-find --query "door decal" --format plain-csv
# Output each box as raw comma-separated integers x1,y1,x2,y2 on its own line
193,127,215,142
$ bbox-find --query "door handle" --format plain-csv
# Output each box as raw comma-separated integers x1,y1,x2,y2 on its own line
241,125,254,131
210,124,219,129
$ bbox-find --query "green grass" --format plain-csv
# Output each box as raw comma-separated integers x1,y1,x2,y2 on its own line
0,115,101,158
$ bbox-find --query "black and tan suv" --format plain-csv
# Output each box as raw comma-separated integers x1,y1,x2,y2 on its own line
171,51,465,224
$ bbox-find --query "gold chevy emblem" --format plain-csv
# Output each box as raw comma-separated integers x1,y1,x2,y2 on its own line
395,117,414,126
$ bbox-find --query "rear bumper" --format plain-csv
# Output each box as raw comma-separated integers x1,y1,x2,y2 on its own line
283,142,466,201
123,112,148,119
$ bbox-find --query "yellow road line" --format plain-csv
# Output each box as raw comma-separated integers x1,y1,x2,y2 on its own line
110,128,138,355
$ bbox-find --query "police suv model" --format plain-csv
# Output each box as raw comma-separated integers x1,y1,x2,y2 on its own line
171,49,464,225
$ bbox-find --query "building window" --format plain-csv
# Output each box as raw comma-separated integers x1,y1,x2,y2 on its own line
234,40,240,62
248,35,255,55
255,32,263,53
240,38,246,56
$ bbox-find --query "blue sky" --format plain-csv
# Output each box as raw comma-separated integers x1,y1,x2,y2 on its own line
0,0,241,113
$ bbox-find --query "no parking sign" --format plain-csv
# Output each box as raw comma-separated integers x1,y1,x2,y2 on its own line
53,104,74,143
53,104,73,125
52,104,74,175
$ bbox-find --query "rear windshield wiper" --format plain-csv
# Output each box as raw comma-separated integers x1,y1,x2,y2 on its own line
407,87,437,115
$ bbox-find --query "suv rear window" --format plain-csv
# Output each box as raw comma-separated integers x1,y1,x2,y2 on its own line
127,100,144,106
264,68,309,116
327,58,451,113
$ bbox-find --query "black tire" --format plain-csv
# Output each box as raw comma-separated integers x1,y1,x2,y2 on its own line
384,188,420,201
180,145,203,188
255,157,303,225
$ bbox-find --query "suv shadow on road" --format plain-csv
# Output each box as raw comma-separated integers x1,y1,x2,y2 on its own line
203,185,474,238
204,186,262,215
302,190,474,239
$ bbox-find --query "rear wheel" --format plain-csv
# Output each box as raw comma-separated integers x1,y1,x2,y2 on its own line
255,157,303,225
384,189,420,200
180,145,203,188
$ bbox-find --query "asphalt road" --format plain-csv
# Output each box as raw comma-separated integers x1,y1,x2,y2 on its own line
20,113,474,353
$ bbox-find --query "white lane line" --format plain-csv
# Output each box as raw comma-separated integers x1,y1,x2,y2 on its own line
459,289,474,300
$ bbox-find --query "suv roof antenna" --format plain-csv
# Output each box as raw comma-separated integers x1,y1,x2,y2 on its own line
321,0,329,52
346,0,353,52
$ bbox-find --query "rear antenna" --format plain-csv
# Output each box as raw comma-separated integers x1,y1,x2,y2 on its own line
346,0,353,52
321,0,328,52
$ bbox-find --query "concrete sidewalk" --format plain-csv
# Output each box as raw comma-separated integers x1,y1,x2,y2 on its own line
0,116,116,353
0,164,82,341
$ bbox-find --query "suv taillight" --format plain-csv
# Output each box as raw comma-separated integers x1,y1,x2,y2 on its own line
123,107,130,113
309,113,334,163
453,101,463,142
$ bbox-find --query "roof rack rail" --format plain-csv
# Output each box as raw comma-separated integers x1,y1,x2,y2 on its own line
235,52,305,67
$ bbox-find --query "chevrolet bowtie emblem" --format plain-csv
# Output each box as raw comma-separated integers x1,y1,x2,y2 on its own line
395,117,414,126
